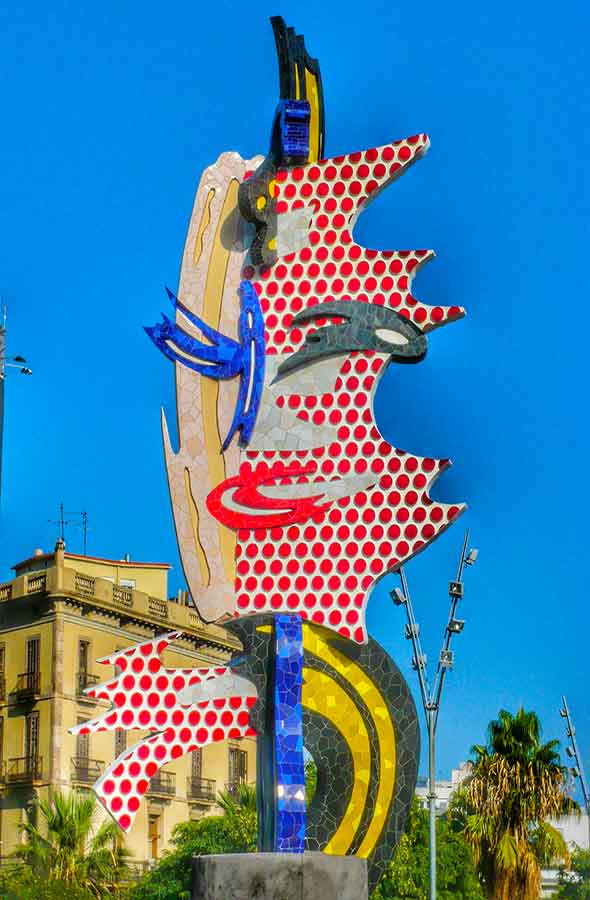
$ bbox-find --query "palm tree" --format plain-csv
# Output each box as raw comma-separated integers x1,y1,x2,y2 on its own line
14,790,131,898
463,707,576,900
215,782,257,852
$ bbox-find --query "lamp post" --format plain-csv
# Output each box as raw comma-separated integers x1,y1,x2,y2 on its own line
559,696,590,849
391,529,478,900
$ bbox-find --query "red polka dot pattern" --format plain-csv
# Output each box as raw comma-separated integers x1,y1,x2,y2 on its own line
230,136,466,643
71,633,257,832
245,136,465,357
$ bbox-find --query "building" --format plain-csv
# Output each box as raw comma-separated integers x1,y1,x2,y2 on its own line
415,761,472,814
0,540,256,865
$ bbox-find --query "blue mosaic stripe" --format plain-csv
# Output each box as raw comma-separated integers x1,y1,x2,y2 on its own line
273,614,306,853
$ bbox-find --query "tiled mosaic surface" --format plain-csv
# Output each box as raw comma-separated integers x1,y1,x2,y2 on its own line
70,632,257,832
303,708,353,850
274,615,306,852
150,138,465,642
225,616,420,891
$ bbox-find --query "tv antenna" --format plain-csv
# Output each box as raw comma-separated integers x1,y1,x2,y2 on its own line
49,503,90,554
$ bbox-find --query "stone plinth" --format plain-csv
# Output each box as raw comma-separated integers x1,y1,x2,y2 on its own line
192,852,368,900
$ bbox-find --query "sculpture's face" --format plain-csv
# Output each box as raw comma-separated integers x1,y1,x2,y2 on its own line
148,136,464,642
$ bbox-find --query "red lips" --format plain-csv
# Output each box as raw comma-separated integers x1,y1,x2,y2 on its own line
206,460,332,530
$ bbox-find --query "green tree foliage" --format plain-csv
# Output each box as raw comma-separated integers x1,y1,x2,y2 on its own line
556,847,590,899
130,784,257,900
0,790,131,900
462,707,575,900
305,758,318,805
370,797,484,900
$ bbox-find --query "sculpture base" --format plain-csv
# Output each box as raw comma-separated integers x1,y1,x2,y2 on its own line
192,852,368,900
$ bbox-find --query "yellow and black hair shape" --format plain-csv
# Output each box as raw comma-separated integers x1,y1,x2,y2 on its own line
226,616,420,893
270,15,325,163
238,16,326,267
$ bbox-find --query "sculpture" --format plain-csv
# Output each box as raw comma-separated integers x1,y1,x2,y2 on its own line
72,17,464,892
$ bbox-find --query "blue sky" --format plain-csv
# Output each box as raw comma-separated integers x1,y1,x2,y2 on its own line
1,0,588,788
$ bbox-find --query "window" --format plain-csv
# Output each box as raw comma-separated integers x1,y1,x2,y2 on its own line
115,729,126,758
0,642,5,699
229,747,248,785
78,640,90,674
76,718,89,761
25,712,39,761
148,815,160,860
191,748,202,781
119,579,136,589
26,637,40,674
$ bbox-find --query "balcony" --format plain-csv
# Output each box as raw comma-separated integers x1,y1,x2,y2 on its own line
71,757,103,785
6,756,42,784
187,776,216,803
15,671,41,701
76,672,100,697
146,770,175,798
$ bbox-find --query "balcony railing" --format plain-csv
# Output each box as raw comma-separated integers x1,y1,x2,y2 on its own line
15,671,41,700
7,756,42,783
187,776,216,803
27,574,46,594
71,757,103,784
146,770,175,797
0,675,5,701
148,597,168,619
76,672,100,696
75,573,95,595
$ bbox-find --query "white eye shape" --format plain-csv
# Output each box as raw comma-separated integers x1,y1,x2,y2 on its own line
375,328,409,346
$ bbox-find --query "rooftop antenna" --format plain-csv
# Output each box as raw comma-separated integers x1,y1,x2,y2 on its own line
48,503,90,553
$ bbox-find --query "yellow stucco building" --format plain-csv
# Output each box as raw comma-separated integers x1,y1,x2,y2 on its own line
0,540,256,866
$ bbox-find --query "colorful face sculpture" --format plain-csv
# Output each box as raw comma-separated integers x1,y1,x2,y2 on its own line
73,17,464,892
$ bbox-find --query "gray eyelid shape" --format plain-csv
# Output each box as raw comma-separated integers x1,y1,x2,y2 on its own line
276,299,428,379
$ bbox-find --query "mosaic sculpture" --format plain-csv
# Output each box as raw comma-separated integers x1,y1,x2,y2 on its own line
72,16,464,892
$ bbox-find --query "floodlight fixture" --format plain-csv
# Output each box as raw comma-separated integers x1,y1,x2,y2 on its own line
439,649,454,669
449,580,464,599
448,618,465,634
20,367,32,375
571,767,580,779
465,548,479,566
566,746,575,758
391,587,406,607
559,708,568,718
405,623,420,640
412,654,427,671
13,355,26,363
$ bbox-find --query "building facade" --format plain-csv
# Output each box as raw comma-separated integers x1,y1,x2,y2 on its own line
0,541,256,865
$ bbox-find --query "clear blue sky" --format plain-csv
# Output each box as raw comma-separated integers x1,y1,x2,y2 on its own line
1,0,588,788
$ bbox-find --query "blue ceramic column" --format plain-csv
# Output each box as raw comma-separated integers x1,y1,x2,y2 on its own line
273,613,306,852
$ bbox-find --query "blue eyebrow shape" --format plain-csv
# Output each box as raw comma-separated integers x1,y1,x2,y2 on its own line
144,280,265,451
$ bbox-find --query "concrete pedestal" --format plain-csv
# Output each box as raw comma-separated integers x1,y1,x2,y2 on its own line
192,852,368,900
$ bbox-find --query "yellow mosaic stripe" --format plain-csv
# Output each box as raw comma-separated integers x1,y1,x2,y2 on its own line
302,626,396,859
199,178,239,582
305,69,321,162
303,666,371,854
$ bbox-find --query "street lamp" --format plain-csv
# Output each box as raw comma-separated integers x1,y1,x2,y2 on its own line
390,528,478,900
0,306,32,505
559,696,590,848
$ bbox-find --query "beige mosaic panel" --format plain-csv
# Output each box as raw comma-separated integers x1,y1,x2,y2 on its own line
162,152,262,621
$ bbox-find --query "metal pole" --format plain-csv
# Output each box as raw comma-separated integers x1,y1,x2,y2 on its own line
393,530,477,900
561,696,590,849
428,707,437,900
